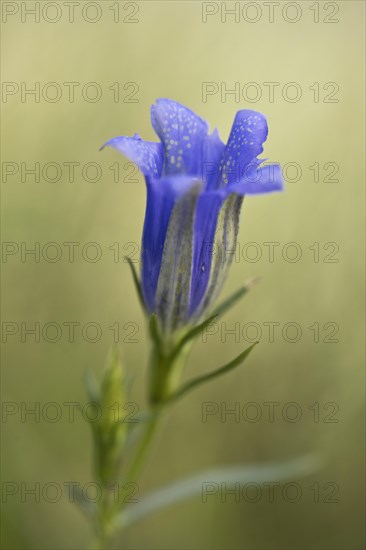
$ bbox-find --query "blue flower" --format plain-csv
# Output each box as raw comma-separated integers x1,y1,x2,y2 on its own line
102,99,283,332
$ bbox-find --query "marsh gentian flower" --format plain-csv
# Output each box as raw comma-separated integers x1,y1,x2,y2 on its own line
102,99,283,332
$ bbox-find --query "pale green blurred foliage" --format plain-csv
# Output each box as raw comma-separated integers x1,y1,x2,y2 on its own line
1,1,365,549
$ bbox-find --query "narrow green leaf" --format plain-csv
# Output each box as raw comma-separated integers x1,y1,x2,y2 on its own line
212,276,260,319
166,342,258,404
125,256,146,314
149,313,161,347
170,278,259,362
113,453,323,530
168,314,218,364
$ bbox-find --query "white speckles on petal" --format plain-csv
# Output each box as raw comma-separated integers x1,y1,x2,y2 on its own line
102,135,163,178
151,99,209,176
219,110,268,187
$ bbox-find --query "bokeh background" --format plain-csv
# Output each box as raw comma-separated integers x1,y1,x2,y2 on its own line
1,1,365,548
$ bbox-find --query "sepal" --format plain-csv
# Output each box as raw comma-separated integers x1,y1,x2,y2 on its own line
125,257,147,315
165,342,258,404
147,278,259,406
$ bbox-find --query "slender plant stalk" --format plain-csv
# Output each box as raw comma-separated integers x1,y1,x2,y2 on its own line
87,282,259,548
125,413,160,484
92,410,160,548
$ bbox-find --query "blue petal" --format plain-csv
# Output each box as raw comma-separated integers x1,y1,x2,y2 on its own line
101,133,163,178
219,110,268,187
155,181,202,331
141,176,201,312
202,128,226,190
189,190,226,315
189,163,283,316
228,163,284,194
151,99,209,176
195,193,243,318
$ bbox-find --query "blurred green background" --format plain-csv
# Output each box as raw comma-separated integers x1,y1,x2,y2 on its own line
1,1,365,548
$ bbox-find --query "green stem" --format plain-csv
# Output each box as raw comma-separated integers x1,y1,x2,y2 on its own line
127,413,159,482
149,338,191,404
89,330,190,547
109,410,160,522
